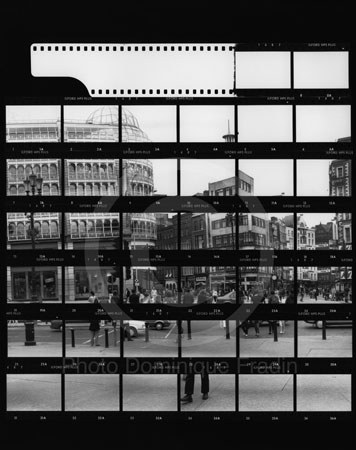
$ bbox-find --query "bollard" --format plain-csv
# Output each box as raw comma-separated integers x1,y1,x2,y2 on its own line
145,323,149,342
225,320,230,339
71,328,75,347
113,321,117,346
187,320,192,340
273,322,278,342
322,320,327,340
105,328,109,348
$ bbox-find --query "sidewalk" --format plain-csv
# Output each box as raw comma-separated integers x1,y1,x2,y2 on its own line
8,342,62,357
240,336,294,357
297,335,352,357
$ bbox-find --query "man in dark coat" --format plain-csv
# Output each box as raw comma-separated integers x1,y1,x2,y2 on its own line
181,367,209,403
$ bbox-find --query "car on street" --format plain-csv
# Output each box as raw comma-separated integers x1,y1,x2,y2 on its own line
217,291,236,304
304,320,352,329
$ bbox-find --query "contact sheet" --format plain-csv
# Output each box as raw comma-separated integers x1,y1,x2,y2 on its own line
3,41,353,423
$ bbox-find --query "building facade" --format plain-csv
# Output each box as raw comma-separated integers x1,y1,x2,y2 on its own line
297,215,315,250
329,159,352,197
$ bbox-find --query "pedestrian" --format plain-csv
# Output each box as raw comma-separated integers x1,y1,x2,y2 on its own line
181,370,209,403
197,289,208,304
344,286,350,303
122,320,133,341
89,297,100,346
141,291,151,303
242,320,259,337
299,286,304,302
279,295,286,333
125,288,131,302
111,290,120,306
212,289,218,303
88,290,98,303
285,290,294,304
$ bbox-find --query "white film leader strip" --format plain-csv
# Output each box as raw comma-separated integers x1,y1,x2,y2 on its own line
31,43,235,97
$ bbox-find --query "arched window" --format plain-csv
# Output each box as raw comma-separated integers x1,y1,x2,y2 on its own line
8,223,16,240
17,166,25,181
87,220,95,237
108,164,114,178
96,219,104,236
104,219,111,236
17,222,25,239
50,221,58,237
100,164,107,178
77,164,84,179
85,184,92,196
33,165,41,176
108,183,115,195
8,166,16,181
71,221,78,237
9,186,17,196
69,184,77,196
93,163,99,179
42,165,49,180
50,164,57,179
42,184,50,195
77,184,84,196
93,184,100,196
34,221,41,236
25,165,32,178
51,184,59,195
112,219,119,236
101,184,107,196
68,163,76,179
85,163,92,179
42,221,50,238
18,185,25,195
79,220,87,237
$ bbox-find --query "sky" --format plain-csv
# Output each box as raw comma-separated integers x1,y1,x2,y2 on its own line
297,160,335,196
180,159,235,195
296,105,351,142
180,105,235,142
64,105,116,122
6,105,60,122
236,51,290,88
299,213,341,228
237,105,293,142
124,106,176,142
294,52,349,89
239,159,293,196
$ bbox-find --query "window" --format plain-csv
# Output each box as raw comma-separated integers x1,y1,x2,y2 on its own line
344,227,351,243
43,271,57,298
337,186,344,196
337,167,343,178
51,221,59,237
13,272,27,300
239,215,248,226
252,216,265,228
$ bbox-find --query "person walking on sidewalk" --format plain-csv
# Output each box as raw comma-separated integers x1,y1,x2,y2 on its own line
279,295,286,334
89,297,100,346
181,370,209,403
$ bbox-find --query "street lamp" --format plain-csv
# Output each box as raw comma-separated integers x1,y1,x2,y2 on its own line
24,170,43,346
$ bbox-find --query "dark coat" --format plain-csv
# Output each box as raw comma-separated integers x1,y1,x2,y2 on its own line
182,292,194,305
129,293,140,304
89,320,100,332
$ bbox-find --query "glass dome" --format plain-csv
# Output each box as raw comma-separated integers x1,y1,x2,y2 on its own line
122,108,150,142
86,106,119,126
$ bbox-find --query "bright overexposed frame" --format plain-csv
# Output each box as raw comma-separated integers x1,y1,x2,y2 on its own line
123,106,176,142
236,51,291,88
6,105,60,123
139,159,177,195
64,105,118,122
294,52,349,88
180,159,235,195
296,105,351,142
239,159,293,196
180,105,235,142
297,160,344,196
237,105,293,142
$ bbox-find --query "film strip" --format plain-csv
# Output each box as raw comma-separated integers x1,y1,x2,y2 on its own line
3,42,353,421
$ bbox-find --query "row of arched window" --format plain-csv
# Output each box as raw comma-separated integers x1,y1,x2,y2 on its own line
130,220,157,238
128,182,154,196
126,162,153,179
8,164,59,181
67,162,116,180
70,219,119,239
69,183,118,196
8,221,60,241
8,184,60,196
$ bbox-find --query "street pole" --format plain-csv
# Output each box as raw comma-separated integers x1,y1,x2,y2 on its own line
23,172,43,346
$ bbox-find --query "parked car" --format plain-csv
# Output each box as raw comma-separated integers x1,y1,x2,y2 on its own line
304,320,352,329
145,320,171,331
217,291,236,304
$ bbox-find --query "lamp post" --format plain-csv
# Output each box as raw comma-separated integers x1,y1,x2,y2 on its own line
23,171,43,346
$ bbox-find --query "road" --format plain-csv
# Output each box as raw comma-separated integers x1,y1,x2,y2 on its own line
7,373,351,412
297,294,352,304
